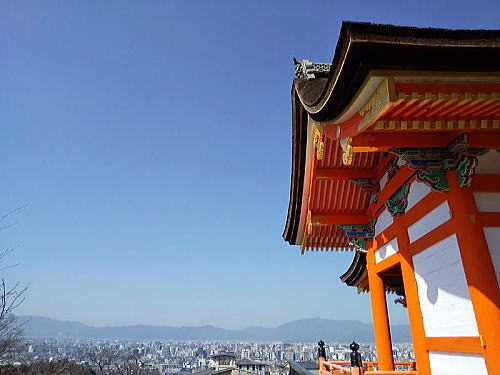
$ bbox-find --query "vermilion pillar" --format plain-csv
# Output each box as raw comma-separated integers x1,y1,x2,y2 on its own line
367,243,395,371
394,216,431,375
447,172,500,374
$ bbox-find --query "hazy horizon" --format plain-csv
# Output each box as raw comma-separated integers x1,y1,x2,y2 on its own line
2,1,499,329
19,315,408,330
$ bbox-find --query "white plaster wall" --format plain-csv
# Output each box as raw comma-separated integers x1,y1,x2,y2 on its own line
476,150,500,174
379,172,389,191
428,352,487,375
408,201,451,243
406,181,431,212
474,192,500,212
482,227,500,288
375,209,392,237
413,235,479,337
396,157,406,167
375,237,399,264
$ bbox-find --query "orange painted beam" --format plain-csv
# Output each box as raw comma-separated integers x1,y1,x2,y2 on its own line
351,132,500,152
479,212,500,227
446,173,500,374
374,253,400,274
311,214,371,225
469,133,500,148
472,174,500,192
373,223,398,249
424,336,483,354
408,219,456,257
315,168,376,180
351,133,457,151
404,191,446,228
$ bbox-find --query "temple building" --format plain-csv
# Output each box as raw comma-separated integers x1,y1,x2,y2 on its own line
283,22,500,374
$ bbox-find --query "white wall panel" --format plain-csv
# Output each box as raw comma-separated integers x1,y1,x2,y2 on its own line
474,192,500,212
408,201,451,243
428,352,487,375
413,235,479,337
476,150,500,174
375,237,399,264
483,227,500,288
406,181,431,212
375,209,392,237
379,172,389,191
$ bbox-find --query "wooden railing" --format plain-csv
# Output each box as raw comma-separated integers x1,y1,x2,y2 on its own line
320,359,418,375
316,341,418,375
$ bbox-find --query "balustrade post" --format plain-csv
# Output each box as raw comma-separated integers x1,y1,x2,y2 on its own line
318,340,327,372
349,342,363,375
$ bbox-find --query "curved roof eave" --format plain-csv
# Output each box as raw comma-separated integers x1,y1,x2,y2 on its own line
296,21,500,122
282,88,308,244
340,251,367,286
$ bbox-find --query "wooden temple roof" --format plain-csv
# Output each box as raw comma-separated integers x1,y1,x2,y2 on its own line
283,22,500,258
294,22,500,122
339,251,368,292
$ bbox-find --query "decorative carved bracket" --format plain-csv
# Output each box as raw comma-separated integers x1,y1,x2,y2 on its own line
349,178,380,193
390,134,488,192
385,157,400,180
336,220,376,252
385,184,410,217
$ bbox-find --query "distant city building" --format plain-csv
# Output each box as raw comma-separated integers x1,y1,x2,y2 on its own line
210,353,236,371
236,359,265,375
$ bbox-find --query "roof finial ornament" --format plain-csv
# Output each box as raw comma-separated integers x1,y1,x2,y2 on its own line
293,57,331,80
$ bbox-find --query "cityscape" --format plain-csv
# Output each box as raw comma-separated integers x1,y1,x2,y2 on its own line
6,337,415,374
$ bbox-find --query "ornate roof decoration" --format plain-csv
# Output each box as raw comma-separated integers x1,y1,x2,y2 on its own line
293,57,331,80
385,184,410,217
336,220,376,252
390,133,488,191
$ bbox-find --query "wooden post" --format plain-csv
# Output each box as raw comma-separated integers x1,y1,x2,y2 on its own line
367,244,395,371
349,341,363,375
446,172,500,374
318,340,327,372
394,216,431,375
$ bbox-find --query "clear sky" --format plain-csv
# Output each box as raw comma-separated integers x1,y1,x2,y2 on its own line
1,1,499,329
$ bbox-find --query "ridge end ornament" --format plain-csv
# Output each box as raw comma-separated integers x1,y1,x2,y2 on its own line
293,57,331,80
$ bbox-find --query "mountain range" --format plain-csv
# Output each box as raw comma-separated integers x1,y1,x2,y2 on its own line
18,316,411,343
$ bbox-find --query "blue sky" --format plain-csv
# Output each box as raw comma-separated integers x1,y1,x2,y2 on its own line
1,1,499,329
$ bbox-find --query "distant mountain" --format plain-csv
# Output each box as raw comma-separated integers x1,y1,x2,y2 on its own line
18,316,411,343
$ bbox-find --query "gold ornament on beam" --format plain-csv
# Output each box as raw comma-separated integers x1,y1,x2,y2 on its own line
306,210,313,235
340,137,353,166
313,129,324,160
